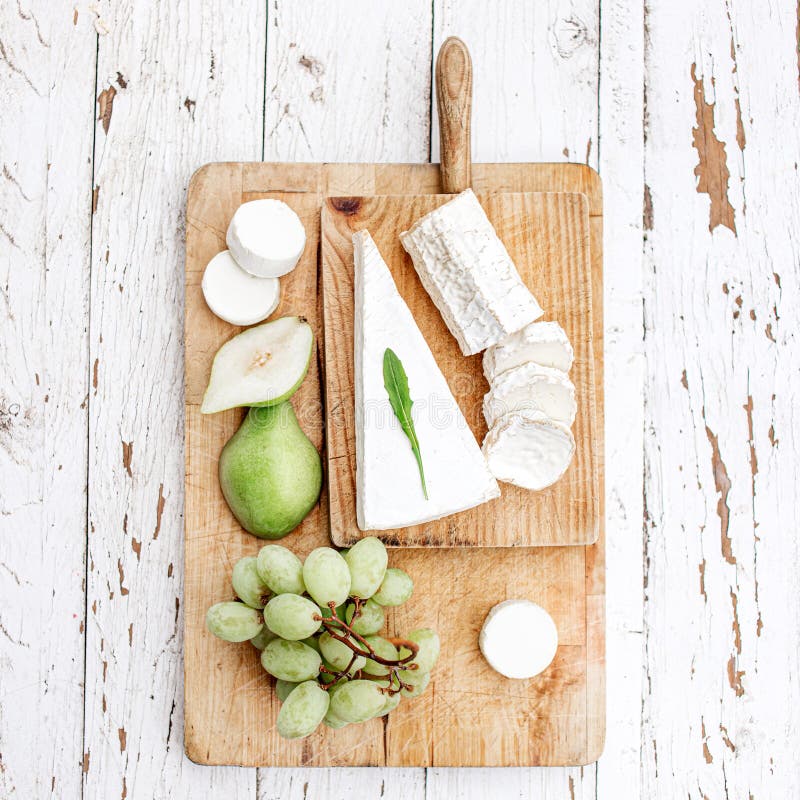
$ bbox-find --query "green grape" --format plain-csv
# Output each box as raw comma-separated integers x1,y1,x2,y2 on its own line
232,556,271,609
261,639,322,682
400,670,430,698
276,680,330,740
372,568,413,607
250,626,277,651
264,594,322,640
301,635,321,653
344,537,388,599
376,691,401,717
319,631,367,672
257,545,305,595
206,601,264,642
362,636,399,676
323,710,349,729
345,599,384,635
329,679,386,723
302,547,351,608
275,679,299,702
398,628,440,673
323,683,349,727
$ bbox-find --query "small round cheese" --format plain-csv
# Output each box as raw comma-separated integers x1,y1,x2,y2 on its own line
226,199,306,278
201,250,280,326
479,599,558,679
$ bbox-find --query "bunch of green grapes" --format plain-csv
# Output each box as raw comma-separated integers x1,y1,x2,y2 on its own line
206,536,439,740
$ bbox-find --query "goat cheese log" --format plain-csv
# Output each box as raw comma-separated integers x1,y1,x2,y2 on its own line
400,189,543,356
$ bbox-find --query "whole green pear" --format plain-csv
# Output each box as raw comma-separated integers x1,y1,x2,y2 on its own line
220,403,322,539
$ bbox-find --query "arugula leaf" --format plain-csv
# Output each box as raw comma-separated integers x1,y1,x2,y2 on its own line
383,348,428,500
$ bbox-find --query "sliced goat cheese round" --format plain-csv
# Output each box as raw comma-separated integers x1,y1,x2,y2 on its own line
482,410,575,490
226,199,306,278
483,362,577,428
483,321,574,383
479,599,558,679
201,250,280,326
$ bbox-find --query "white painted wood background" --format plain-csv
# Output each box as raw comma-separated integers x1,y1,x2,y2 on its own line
1,0,796,797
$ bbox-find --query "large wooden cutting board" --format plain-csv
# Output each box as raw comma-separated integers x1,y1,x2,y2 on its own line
322,191,599,547
184,161,604,767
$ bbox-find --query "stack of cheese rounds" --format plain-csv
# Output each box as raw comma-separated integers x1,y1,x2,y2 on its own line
201,199,306,326
480,321,577,490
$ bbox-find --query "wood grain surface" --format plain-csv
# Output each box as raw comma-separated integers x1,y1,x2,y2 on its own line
183,161,604,767
322,191,600,547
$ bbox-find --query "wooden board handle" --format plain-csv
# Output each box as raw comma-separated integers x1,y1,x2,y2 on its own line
436,37,473,193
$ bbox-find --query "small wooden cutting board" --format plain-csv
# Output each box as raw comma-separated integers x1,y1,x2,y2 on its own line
322,190,600,548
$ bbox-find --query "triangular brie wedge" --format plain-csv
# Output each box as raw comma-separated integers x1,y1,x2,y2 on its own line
353,230,500,531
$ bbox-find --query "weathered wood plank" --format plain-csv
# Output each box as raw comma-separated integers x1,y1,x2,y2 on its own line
642,0,800,796
432,0,600,168
596,0,645,797
83,2,265,797
259,769,426,800
263,0,433,163
0,3,94,797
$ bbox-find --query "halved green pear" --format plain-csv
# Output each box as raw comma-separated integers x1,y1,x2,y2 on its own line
201,316,313,414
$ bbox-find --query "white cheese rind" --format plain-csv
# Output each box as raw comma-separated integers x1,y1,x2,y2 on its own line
479,599,559,679
483,362,577,428
400,189,543,356
482,410,575,490
226,199,306,278
353,230,500,531
201,250,280,326
483,320,574,382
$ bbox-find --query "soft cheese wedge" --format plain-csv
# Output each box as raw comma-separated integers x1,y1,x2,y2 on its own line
483,321,574,383
400,189,543,356
353,230,500,531
482,410,575,491
483,362,577,428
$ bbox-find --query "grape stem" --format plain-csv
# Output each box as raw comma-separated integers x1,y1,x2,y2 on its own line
314,601,420,695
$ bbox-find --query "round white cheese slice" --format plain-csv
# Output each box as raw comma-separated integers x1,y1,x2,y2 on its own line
479,599,558,679
483,362,577,428
483,321,574,383
201,250,280,326
482,410,575,490
226,199,306,278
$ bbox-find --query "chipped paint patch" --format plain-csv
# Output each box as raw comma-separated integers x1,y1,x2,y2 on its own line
643,183,654,230
153,484,165,539
122,441,133,477
727,655,745,696
691,64,736,234
705,423,735,564
98,85,117,134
